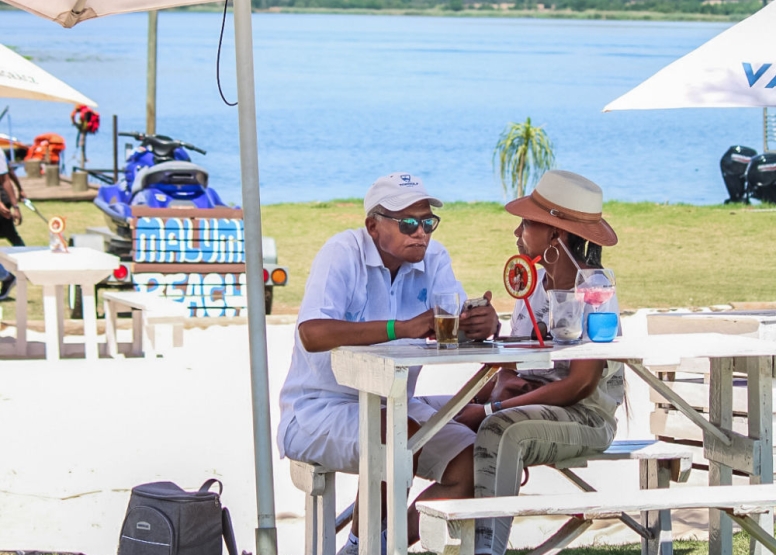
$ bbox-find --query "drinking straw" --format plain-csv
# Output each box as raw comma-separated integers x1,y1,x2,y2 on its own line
557,238,581,271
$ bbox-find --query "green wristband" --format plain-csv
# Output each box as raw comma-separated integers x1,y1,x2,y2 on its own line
387,319,397,341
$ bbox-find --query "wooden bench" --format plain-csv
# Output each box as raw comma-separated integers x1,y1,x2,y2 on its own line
103,290,188,358
290,460,354,555
290,440,692,555
418,483,776,555
645,311,776,472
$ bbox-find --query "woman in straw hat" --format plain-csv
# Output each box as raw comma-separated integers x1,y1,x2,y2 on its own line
455,170,625,555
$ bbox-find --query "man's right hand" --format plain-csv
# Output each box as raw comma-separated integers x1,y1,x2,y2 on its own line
397,308,435,340
299,309,435,352
0,204,11,219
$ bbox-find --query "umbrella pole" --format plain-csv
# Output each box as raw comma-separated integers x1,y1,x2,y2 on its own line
233,2,278,555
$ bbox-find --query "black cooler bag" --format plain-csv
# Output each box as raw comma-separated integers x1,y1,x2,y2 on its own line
118,479,238,555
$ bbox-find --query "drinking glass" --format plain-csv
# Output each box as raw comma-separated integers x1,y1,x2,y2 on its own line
433,292,460,349
574,269,616,311
548,290,584,344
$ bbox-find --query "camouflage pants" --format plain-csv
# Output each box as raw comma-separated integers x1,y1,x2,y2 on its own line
473,404,615,555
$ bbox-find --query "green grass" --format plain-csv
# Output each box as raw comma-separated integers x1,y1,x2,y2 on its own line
504,527,756,555
2,199,775,319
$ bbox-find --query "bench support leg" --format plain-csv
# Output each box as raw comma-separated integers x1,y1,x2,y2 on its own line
527,517,593,555
746,356,774,555
728,514,776,555
557,468,652,541
304,471,336,555
641,459,673,555
290,461,338,555
172,323,184,348
105,300,119,358
141,311,157,359
709,358,734,555
419,514,474,555
130,309,143,357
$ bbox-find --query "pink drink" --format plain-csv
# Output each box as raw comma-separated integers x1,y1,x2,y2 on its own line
576,287,614,308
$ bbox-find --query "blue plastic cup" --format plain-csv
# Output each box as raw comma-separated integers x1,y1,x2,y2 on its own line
587,312,618,343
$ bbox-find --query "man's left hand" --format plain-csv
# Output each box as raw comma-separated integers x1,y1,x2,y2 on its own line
459,290,499,341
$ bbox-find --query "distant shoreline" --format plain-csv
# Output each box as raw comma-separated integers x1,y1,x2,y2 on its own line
249,7,750,21
0,4,751,23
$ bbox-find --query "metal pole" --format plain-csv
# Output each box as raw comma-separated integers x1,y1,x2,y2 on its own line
764,108,768,153
113,114,119,183
146,10,158,136
232,2,278,555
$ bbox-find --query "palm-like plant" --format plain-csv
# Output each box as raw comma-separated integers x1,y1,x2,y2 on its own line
493,117,555,199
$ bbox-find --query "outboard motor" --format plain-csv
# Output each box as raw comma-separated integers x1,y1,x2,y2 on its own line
720,145,757,203
745,152,776,204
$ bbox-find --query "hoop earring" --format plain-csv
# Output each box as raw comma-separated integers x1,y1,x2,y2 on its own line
543,244,560,265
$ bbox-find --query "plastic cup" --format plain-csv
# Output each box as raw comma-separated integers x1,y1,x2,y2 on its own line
433,292,460,349
587,312,619,343
548,290,584,344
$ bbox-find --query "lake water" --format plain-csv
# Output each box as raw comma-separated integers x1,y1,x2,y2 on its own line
0,10,762,206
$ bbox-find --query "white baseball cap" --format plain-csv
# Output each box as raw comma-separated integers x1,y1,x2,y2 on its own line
364,173,443,214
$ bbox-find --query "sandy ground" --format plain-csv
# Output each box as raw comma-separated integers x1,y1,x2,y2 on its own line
0,310,733,555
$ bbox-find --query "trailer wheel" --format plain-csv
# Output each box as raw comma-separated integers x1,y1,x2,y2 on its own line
68,284,84,320
265,286,273,315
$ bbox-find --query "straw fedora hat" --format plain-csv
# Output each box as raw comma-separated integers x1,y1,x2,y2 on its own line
505,170,618,247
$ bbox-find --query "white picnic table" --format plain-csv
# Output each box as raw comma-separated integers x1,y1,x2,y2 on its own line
331,333,776,555
0,246,119,360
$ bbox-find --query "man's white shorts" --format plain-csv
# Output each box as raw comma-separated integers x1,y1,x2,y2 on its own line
283,395,475,483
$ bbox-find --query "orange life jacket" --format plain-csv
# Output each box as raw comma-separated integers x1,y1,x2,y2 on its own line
23,133,66,164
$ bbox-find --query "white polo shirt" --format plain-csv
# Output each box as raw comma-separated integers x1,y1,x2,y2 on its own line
0,150,8,174
277,227,465,457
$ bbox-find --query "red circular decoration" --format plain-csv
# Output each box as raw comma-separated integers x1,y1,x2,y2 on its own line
503,254,538,299
48,216,65,234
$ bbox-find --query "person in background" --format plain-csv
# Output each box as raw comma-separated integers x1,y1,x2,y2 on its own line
455,170,624,555
276,172,500,555
0,150,23,300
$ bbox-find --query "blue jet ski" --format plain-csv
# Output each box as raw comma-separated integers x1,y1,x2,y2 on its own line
94,132,234,237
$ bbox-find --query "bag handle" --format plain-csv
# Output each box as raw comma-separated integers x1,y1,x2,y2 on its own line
222,506,240,555
199,478,223,496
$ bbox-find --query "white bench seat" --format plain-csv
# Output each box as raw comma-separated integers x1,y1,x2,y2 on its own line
291,439,693,555
103,291,188,358
418,484,776,555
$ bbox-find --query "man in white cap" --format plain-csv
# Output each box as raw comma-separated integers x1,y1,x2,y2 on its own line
277,172,499,554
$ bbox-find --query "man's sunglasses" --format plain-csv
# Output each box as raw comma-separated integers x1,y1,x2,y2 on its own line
374,213,441,235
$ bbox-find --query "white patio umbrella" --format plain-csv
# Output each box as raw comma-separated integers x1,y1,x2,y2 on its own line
0,3,277,555
603,1,776,112
0,42,97,106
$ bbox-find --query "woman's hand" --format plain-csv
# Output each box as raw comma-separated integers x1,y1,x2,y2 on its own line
459,291,499,340
455,403,488,432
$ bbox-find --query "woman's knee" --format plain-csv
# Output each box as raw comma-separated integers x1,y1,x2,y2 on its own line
440,444,474,492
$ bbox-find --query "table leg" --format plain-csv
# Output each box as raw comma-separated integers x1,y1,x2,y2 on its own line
104,297,119,358
747,356,774,555
14,271,27,356
386,387,411,555
709,357,734,555
41,284,60,361
56,285,65,352
81,283,99,360
359,390,383,555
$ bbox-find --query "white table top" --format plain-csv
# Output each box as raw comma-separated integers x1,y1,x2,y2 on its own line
333,333,776,368
0,246,119,286
0,246,119,272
